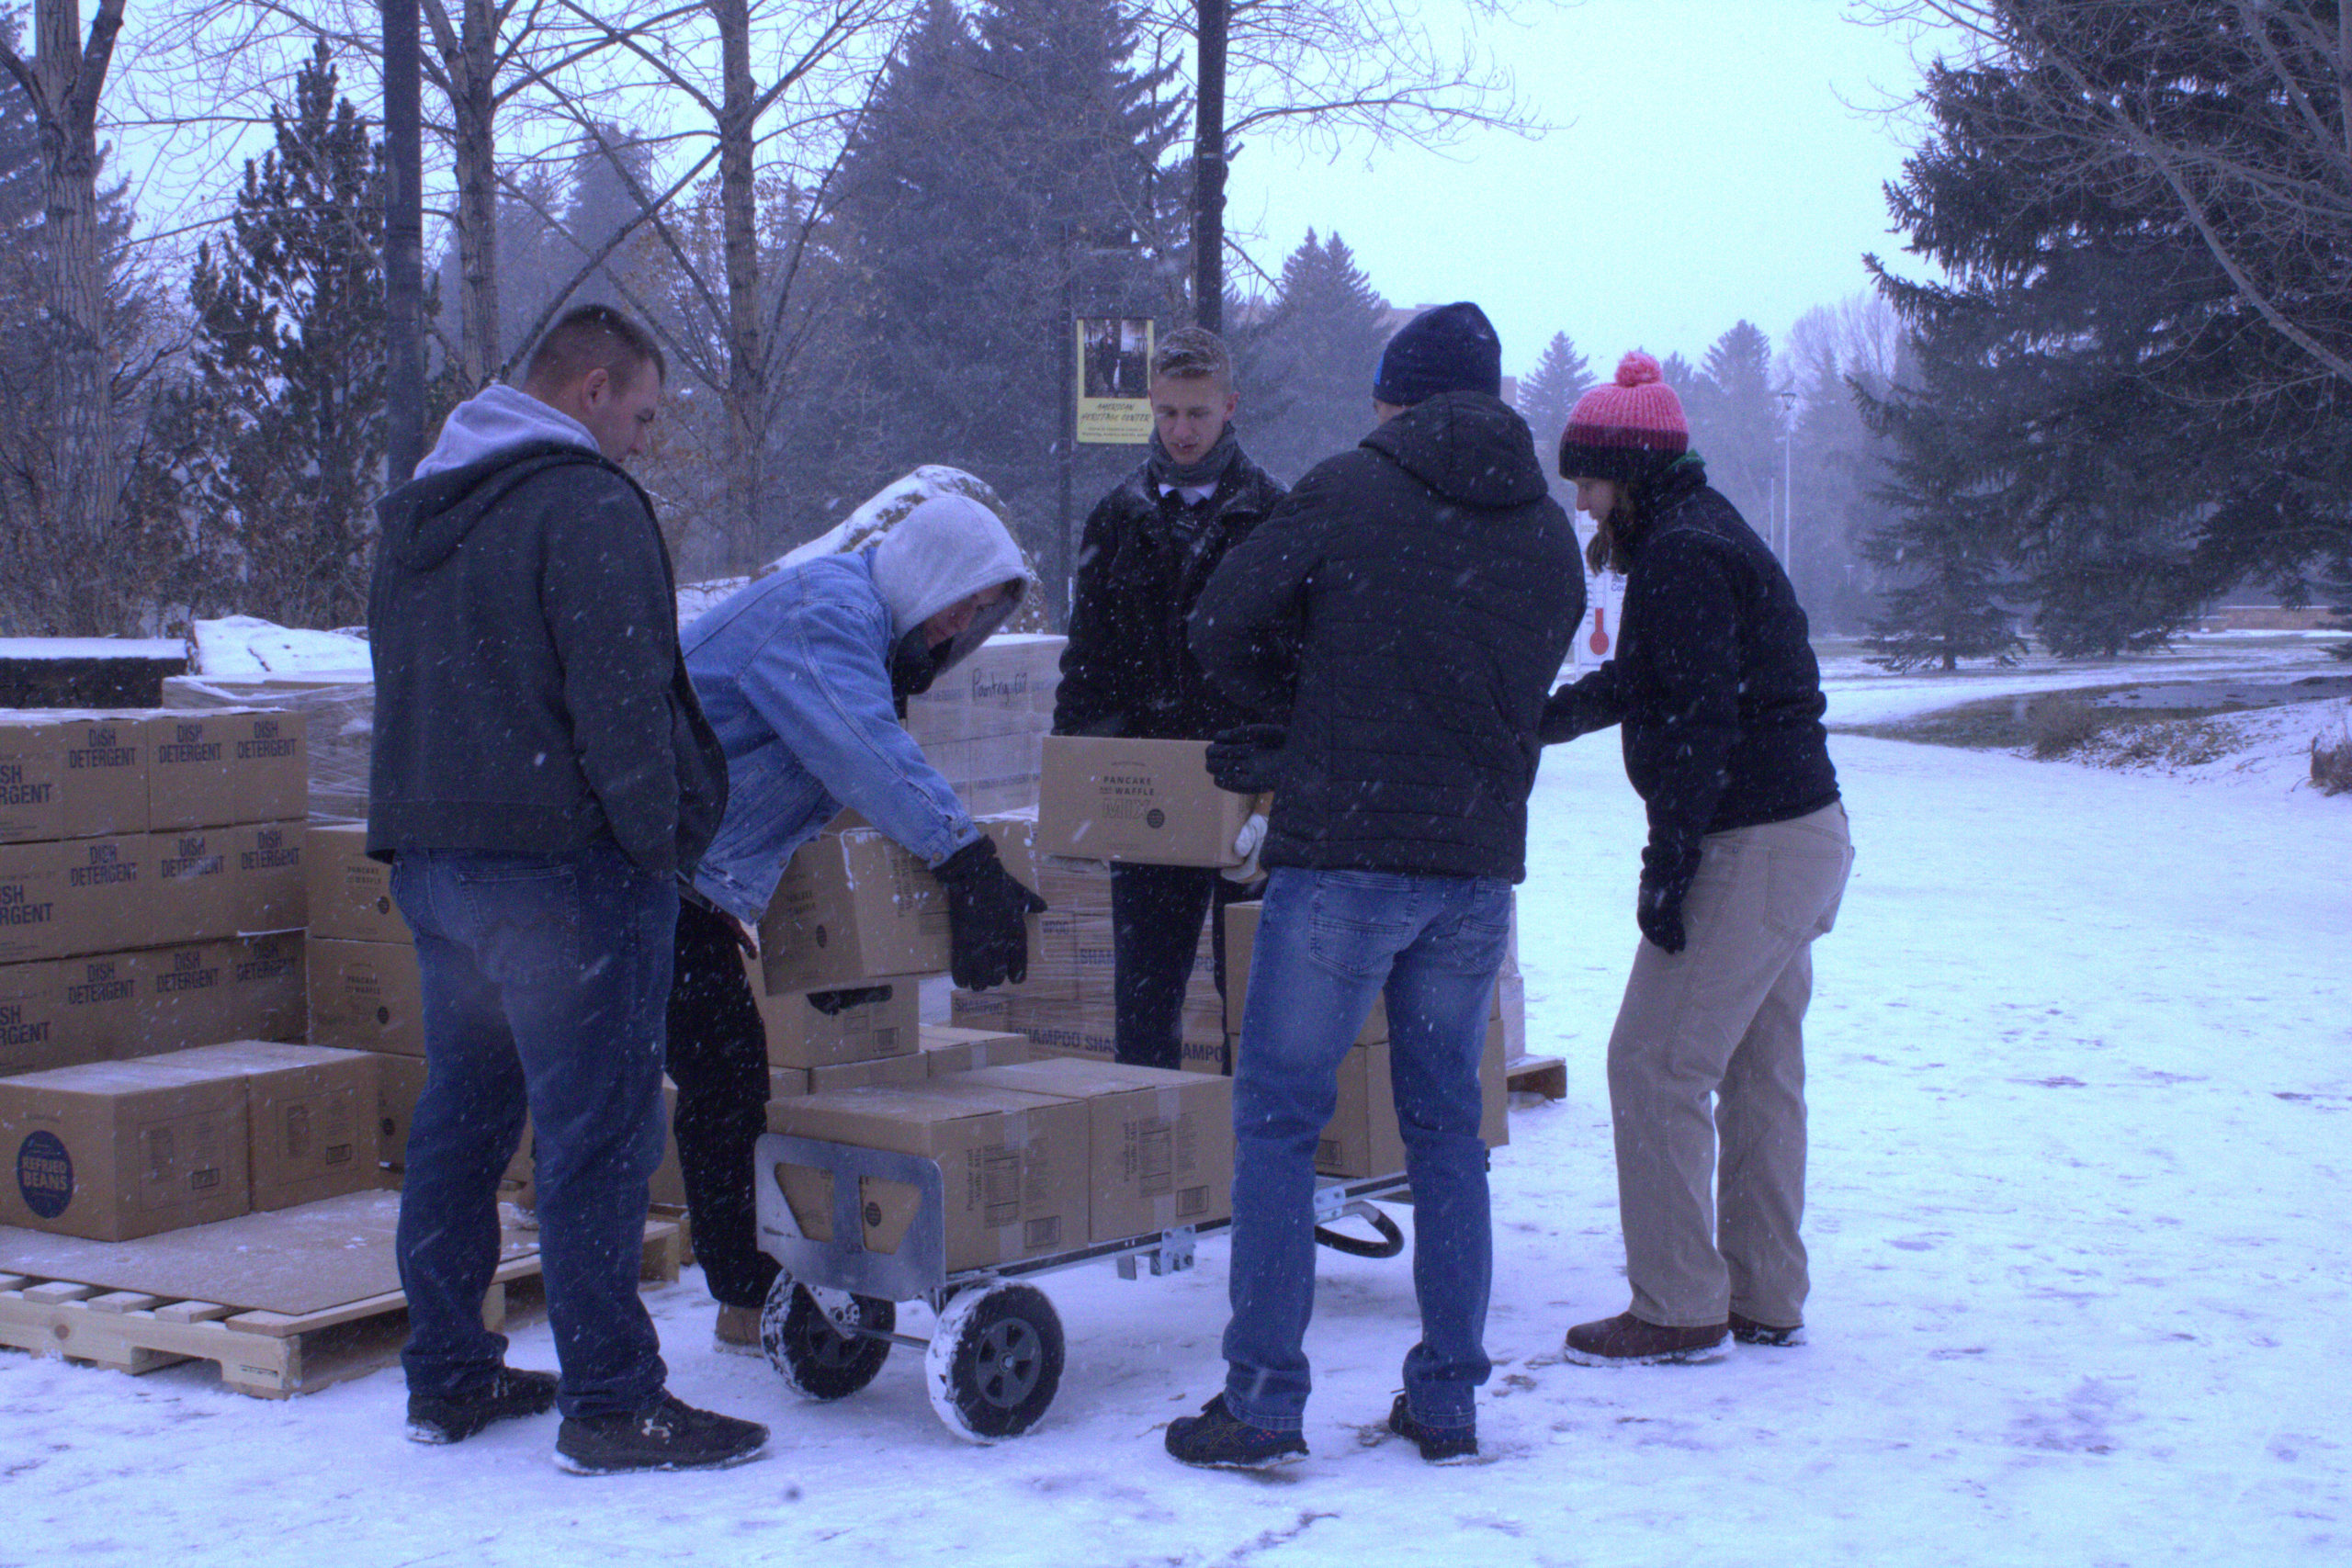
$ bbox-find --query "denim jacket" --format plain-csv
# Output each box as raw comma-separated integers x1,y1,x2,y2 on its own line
684,551,980,923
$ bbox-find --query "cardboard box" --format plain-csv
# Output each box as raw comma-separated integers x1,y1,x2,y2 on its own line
949,1057,1233,1243
0,1055,251,1239
305,823,409,944
916,1023,1031,1077
650,1077,684,1209
766,1065,811,1100
136,932,308,1052
0,712,148,842
307,936,424,1056
756,814,1035,994
1004,994,1117,1064
751,969,922,1070
56,952,145,1061
0,961,69,1076
226,820,306,931
0,835,153,964
148,821,304,945
153,1041,380,1210
144,710,308,831
766,1082,1087,1269
904,634,1065,722
1036,737,1252,866
947,987,1014,1033
806,1051,927,1096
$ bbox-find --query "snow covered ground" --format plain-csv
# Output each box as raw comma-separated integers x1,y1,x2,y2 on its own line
4,668,2348,1567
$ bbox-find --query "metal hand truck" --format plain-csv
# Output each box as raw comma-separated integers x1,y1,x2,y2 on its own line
750,1131,1410,1442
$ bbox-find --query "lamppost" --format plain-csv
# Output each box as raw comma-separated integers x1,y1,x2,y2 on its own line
1775,386,1798,578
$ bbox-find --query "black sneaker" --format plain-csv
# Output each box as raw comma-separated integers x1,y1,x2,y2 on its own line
1164,1394,1307,1471
1730,1312,1806,1348
407,1366,560,1444
555,1391,770,1474
1385,1393,1478,1464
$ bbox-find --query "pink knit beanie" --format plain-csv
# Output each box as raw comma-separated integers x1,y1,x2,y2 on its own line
1557,351,1689,482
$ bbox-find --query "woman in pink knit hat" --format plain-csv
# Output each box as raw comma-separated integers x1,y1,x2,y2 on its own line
1541,351,1853,1364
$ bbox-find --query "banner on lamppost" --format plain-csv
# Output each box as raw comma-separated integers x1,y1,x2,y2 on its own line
1074,317,1153,444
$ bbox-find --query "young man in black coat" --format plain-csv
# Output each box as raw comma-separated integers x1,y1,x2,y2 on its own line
1054,328,1286,1070
369,306,767,1475
1165,303,1584,1469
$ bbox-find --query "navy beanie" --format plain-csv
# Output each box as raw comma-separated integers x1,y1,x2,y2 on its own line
1373,301,1502,406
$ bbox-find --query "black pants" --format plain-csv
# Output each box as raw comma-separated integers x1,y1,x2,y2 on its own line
664,899,780,1312
1109,862,1260,1072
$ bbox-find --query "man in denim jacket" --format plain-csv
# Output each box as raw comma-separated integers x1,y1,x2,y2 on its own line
668,493,1046,1353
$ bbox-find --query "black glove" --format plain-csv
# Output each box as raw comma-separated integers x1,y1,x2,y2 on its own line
932,836,1048,991
806,985,894,1016
1636,878,1687,954
1205,723,1287,794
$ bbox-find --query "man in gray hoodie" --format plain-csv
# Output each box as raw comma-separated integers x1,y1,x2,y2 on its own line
667,492,1046,1354
369,304,767,1475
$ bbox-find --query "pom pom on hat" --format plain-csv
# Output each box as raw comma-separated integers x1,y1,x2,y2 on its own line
1611,351,1664,388
1558,348,1690,482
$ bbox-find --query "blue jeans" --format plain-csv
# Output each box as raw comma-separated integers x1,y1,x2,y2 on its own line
1224,866,1510,1432
390,840,675,1420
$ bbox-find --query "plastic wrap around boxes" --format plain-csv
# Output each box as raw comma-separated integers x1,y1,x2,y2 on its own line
0,710,311,1081
162,673,375,825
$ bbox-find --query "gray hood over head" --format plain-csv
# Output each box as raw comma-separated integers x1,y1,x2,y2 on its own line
414,382,596,478
867,494,1028,676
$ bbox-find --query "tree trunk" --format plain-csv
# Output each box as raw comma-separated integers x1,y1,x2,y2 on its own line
0,0,128,633
432,0,501,389
715,0,765,570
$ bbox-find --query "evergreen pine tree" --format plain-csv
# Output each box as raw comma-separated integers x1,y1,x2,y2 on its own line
825,0,1182,585
1516,331,1591,453
1688,321,1781,536
1248,230,1391,484
185,39,387,627
1859,316,2022,672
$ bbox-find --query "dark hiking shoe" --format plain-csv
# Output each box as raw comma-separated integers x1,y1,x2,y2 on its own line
1386,1393,1478,1464
1730,1312,1806,1348
1164,1394,1307,1471
1562,1312,1729,1366
555,1391,770,1474
407,1366,560,1444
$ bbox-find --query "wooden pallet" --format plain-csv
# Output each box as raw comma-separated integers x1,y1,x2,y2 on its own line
1505,1053,1567,1101
0,1220,680,1399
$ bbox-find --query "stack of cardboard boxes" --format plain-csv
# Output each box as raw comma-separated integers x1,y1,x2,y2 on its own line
0,705,392,1243
902,633,1063,817
0,709,311,1080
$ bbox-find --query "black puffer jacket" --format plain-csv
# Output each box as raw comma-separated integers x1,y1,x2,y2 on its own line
368,440,727,880
1055,453,1287,740
1189,392,1584,881
1541,460,1838,899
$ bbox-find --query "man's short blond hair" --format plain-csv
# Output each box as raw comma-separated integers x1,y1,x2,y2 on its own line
1152,326,1233,386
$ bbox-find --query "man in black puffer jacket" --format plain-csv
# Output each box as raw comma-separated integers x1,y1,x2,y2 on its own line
369,305,766,1475
1163,303,1583,1471
1057,327,1286,1071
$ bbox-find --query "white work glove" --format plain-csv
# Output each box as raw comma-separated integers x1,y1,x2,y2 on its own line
1223,812,1269,884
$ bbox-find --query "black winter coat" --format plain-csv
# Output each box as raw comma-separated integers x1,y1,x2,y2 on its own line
1189,391,1584,882
1540,463,1838,899
368,440,728,880
1054,454,1287,740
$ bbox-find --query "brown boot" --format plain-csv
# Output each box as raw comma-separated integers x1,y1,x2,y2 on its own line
713,1304,763,1358
1562,1311,1728,1365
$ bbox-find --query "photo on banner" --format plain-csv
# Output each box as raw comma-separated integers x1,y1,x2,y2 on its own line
1075,317,1153,444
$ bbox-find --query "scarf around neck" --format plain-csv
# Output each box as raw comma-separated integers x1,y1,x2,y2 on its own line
1148,423,1242,492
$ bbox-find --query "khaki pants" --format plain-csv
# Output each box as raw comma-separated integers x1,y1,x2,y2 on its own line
1606,803,1853,1329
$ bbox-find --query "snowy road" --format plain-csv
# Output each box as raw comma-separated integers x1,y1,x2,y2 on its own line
3,727,2347,1568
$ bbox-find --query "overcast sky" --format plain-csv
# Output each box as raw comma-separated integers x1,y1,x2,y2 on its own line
1227,0,1954,379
